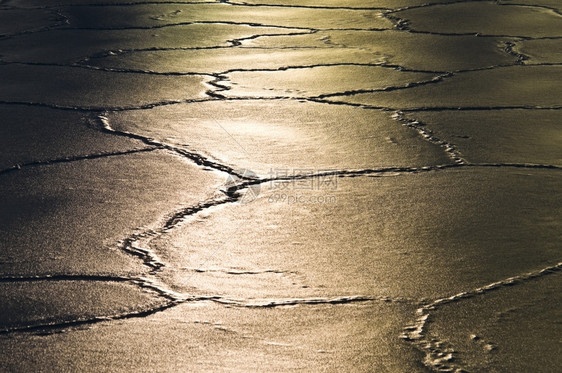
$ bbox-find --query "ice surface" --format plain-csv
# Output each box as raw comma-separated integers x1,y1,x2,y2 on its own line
394,2,562,38
223,65,438,98
106,100,451,176
498,0,562,12
327,65,562,109
403,110,562,165
0,301,425,372
0,8,60,36
0,280,163,332
0,25,305,64
0,105,146,170
0,0,560,371
6,0,214,6
425,272,562,372
148,168,561,300
59,3,393,30
515,39,562,65
0,64,210,109
0,151,224,276
230,0,467,8
242,30,518,71
85,47,389,74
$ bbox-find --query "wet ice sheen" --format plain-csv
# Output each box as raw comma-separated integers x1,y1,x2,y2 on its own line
328,65,562,109
425,271,562,372
394,2,562,38
501,0,562,12
514,39,562,65
0,151,224,276
149,168,561,300
0,8,60,36
222,65,438,98
243,30,518,71
59,3,392,30
106,100,450,176
0,280,164,332
403,110,562,166
0,302,424,372
229,0,467,8
0,64,210,109
0,105,147,170
0,0,560,371
0,24,306,64
6,0,214,6
85,47,389,74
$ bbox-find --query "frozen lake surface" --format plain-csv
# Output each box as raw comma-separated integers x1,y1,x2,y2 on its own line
0,0,560,371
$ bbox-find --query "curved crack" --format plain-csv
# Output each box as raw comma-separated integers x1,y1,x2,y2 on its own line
1,5,560,371
382,1,562,40
222,0,389,11
97,114,251,178
314,72,453,99
0,274,133,283
0,147,157,176
390,111,466,164
400,261,562,372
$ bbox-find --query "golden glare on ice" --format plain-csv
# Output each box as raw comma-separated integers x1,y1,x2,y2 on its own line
0,0,560,372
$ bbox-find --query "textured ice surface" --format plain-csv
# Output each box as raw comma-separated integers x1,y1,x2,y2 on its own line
106,100,450,175
0,105,146,170
0,280,163,332
327,65,562,109
0,25,305,64
424,271,562,372
0,151,224,276
0,8,60,36
149,168,561,300
242,30,518,71
229,0,467,8
85,47,389,74
0,0,560,371
499,0,562,12
6,0,214,6
222,65,438,98
403,110,562,165
0,64,210,109
394,2,562,38
59,3,393,30
515,39,562,65
0,301,425,372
